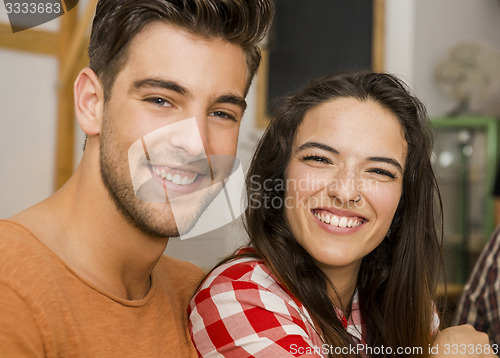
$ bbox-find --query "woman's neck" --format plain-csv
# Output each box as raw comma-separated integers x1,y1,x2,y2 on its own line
319,262,361,315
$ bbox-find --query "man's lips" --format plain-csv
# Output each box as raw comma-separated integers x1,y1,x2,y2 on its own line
150,165,199,185
312,208,367,229
147,164,213,199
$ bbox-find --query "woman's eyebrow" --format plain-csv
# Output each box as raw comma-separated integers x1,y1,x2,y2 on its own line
297,141,339,154
368,156,403,173
297,141,403,172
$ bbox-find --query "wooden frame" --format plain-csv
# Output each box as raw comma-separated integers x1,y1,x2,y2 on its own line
55,0,96,190
255,0,386,128
0,23,58,55
0,0,97,190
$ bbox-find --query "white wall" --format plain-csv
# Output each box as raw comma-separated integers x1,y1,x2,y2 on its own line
384,0,416,86
0,0,60,217
2,1,500,269
0,49,58,217
385,0,500,117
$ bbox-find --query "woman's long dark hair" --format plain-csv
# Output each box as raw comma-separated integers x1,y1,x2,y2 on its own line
227,71,443,357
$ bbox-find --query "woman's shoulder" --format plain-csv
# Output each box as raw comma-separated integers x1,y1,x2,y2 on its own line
197,255,275,292
189,254,322,357
190,252,308,321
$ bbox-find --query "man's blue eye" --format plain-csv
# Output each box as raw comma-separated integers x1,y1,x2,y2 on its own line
211,111,236,121
145,98,170,107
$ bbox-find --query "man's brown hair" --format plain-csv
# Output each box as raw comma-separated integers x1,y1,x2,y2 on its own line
88,0,274,99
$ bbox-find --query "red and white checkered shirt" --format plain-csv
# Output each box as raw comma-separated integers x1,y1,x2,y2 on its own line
188,256,367,357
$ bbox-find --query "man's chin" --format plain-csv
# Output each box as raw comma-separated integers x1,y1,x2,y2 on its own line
171,191,220,234
152,208,205,238
135,192,213,237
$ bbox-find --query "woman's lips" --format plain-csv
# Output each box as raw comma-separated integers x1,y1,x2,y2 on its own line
312,208,367,230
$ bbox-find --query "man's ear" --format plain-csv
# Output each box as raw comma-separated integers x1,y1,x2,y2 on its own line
74,67,105,136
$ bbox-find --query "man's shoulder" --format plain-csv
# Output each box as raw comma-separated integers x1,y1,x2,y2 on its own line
0,219,36,239
157,254,205,278
471,226,500,274
0,219,65,298
155,255,205,300
0,220,53,268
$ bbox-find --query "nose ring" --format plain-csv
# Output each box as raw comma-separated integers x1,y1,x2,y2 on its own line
354,194,362,203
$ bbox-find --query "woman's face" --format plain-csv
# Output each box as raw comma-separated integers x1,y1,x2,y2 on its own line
284,97,407,277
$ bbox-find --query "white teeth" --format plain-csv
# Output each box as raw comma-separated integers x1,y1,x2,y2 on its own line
315,211,362,229
152,166,197,186
172,174,181,185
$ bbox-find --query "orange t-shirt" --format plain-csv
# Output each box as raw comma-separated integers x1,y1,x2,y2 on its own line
0,220,204,357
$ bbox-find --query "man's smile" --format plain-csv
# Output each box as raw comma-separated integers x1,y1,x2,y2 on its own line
150,164,199,185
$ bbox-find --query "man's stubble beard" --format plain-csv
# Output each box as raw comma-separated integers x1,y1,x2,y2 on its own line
98,113,219,239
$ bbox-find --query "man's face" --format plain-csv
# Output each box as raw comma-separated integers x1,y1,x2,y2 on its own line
99,22,248,238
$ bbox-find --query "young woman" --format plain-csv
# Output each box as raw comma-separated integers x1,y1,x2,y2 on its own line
189,71,496,358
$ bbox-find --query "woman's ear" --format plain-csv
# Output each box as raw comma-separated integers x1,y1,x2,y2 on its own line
74,67,104,136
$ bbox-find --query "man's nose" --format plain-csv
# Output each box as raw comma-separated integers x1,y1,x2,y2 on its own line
167,116,207,160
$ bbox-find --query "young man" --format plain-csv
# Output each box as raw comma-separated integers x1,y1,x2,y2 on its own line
0,0,273,356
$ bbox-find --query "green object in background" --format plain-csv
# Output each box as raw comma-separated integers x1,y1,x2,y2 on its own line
431,116,499,284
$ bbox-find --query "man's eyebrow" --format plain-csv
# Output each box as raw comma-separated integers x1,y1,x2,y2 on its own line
297,141,339,154
129,79,247,111
368,156,404,173
130,79,189,96
214,95,247,111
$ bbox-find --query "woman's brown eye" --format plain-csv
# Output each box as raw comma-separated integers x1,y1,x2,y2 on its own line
369,168,395,179
303,155,330,164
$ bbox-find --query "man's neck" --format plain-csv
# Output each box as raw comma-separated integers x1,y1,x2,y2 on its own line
10,161,169,300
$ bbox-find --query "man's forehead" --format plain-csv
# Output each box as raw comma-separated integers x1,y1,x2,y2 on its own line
105,21,249,102
127,22,243,60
